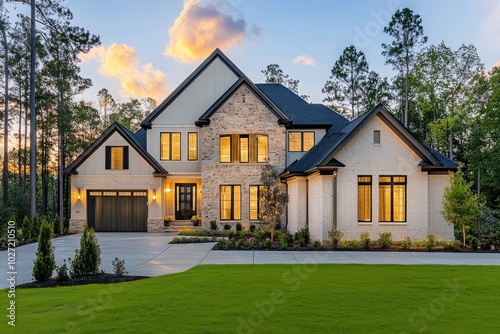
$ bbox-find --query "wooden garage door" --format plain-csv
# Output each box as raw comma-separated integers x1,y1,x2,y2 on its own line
87,190,148,232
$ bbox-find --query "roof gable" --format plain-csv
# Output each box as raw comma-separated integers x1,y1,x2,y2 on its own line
282,104,453,176
196,77,290,126
63,122,167,175
141,48,244,128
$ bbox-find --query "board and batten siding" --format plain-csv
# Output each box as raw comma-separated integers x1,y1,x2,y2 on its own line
147,57,239,173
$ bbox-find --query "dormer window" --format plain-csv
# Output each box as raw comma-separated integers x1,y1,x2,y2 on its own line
288,131,315,152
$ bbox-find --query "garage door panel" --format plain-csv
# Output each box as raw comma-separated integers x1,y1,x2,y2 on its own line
87,190,147,232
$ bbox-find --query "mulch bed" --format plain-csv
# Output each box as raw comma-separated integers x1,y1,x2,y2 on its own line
17,273,149,289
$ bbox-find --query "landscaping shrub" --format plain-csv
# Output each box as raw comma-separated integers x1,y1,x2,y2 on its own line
467,235,479,250
259,238,271,248
52,214,61,235
164,215,175,226
236,223,242,232
313,240,322,249
210,220,218,231
426,234,437,251
360,232,371,250
279,237,288,249
190,215,202,226
224,224,231,231
401,236,412,249
443,240,462,252
71,224,101,277
249,224,256,233
22,215,33,241
32,218,56,282
171,236,214,244
377,232,393,249
178,229,209,236
328,229,342,249
217,238,232,250
112,257,128,276
56,259,70,282
32,214,41,239
297,227,310,246
228,231,235,239
63,217,69,234
341,240,359,248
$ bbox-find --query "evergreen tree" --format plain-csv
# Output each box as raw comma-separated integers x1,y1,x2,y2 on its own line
32,218,56,282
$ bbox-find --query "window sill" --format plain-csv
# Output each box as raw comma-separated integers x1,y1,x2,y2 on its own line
379,222,407,226
357,222,373,225
373,144,381,147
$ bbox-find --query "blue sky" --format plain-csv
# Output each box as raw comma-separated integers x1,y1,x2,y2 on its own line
64,0,500,105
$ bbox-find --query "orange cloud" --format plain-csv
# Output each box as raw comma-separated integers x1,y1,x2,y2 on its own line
292,55,316,66
80,44,168,101
165,0,257,63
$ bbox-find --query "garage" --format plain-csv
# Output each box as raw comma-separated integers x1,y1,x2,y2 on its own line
87,190,148,232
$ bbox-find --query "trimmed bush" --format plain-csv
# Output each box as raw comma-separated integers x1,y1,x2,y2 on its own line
377,232,393,249
297,227,310,247
210,220,218,231
32,218,56,282
328,229,342,249
426,234,437,251
190,215,202,226
63,218,69,234
56,259,70,282
249,224,256,233
236,223,242,232
360,232,371,250
22,216,33,241
52,214,61,235
112,257,128,276
71,223,101,277
224,224,231,231
401,236,412,249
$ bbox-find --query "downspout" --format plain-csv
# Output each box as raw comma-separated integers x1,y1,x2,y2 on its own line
306,177,309,227
332,171,337,231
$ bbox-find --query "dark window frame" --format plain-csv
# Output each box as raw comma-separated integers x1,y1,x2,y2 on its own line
288,131,315,152
357,175,372,222
379,175,407,222
160,132,181,161
220,185,241,221
105,146,129,170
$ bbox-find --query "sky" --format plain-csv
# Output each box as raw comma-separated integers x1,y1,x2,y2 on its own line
42,0,500,105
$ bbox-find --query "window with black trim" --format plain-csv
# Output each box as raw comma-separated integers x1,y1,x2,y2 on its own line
374,130,381,145
358,176,372,222
188,132,198,161
220,185,241,220
288,131,315,152
379,176,406,222
160,132,181,161
105,146,129,170
219,134,268,163
249,185,265,220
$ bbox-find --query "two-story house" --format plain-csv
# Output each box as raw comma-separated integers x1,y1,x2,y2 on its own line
64,49,457,242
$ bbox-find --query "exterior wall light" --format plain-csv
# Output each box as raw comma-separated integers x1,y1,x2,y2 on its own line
77,188,81,201
152,189,157,202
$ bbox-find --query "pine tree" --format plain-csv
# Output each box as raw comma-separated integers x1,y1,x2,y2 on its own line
32,218,56,282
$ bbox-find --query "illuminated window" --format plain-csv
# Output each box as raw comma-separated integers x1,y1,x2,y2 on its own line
358,176,372,222
188,132,198,161
240,135,249,163
249,185,265,220
105,146,128,170
379,176,406,222
220,136,232,163
160,133,181,161
288,131,315,152
256,135,268,163
220,185,241,220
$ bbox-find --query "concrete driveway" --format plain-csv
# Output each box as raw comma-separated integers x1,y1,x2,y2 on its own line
1,233,500,288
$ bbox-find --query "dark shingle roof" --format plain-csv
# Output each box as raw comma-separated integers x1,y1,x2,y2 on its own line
282,104,458,176
133,128,147,150
256,84,349,131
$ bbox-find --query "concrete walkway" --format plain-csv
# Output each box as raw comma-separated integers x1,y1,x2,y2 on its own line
1,232,499,288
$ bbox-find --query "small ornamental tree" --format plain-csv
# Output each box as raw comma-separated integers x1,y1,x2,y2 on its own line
52,213,61,235
442,165,482,247
258,164,289,241
71,223,101,277
32,218,56,282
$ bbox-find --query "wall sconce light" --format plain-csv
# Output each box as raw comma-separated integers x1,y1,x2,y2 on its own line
152,189,157,202
166,187,172,193
77,188,81,200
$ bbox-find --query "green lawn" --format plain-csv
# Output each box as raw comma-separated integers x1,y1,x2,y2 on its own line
3,264,500,333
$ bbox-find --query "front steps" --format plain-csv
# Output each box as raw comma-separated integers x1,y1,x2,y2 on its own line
162,220,206,234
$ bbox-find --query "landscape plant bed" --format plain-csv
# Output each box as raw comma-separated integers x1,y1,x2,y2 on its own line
17,273,149,289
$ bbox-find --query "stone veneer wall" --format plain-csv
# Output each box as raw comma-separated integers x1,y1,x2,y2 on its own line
200,85,286,226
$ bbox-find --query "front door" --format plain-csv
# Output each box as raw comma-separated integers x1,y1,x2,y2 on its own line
175,183,196,220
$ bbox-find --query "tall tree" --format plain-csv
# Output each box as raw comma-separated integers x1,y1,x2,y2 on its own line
261,63,308,100
360,71,392,112
0,1,9,212
323,45,369,119
382,7,427,128
97,88,116,129
29,0,37,218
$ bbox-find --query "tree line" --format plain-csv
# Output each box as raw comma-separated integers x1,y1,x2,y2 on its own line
262,8,499,220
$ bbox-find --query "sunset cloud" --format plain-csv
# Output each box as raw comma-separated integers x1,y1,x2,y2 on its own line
165,0,258,63
292,55,317,66
80,44,168,101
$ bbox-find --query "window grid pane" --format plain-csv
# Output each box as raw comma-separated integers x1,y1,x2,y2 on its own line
188,132,198,161
160,133,170,160
379,185,392,222
234,186,241,220
220,136,231,163
220,186,232,220
358,176,371,222
240,136,249,163
303,132,315,151
249,186,259,220
172,133,181,160
111,147,123,169
288,132,302,152
257,135,268,163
